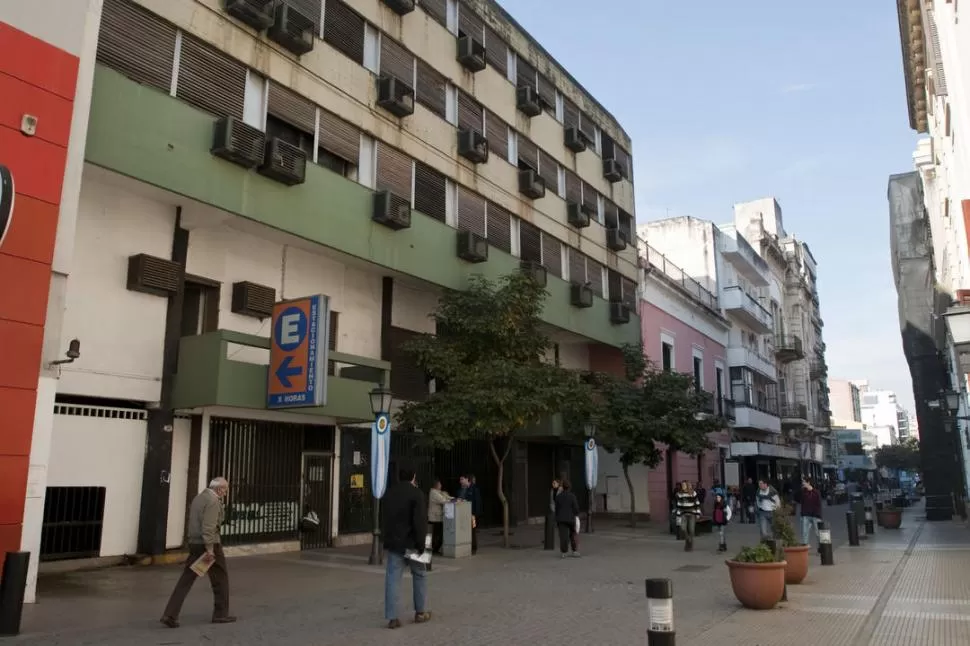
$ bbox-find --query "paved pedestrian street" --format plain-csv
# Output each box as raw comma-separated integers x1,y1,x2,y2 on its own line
10,504,970,645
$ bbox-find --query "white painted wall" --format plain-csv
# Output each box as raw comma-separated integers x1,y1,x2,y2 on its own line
165,416,192,549
391,283,439,334
639,218,718,290
596,448,650,516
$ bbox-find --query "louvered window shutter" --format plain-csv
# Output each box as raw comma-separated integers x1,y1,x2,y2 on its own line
925,9,948,95
483,25,507,76
415,59,447,118
601,134,616,160
381,36,414,85
282,0,322,33
568,248,586,283
541,233,562,278
458,92,484,134
457,187,486,237
516,56,537,91
607,269,623,303
577,111,597,146
485,110,509,161
587,258,604,296
564,170,582,204
420,0,447,27
377,143,413,203
538,150,559,194
621,277,637,310
581,181,598,216
268,82,316,134
537,74,556,112
177,34,246,119
414,162,447,222
458,3,485,40
603,201,620,230
318,109,360,165
486,203,512,253
614,144,632,178
324,0,366,64
97,0,177,94
618,209,634,242
562,98,580,129
517,136,538,171
519,221,542,263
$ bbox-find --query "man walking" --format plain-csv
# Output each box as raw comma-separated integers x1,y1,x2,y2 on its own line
741,477,757,524
756,478,781,540
383,467,431,629
799,478,823,547
160,477,235,628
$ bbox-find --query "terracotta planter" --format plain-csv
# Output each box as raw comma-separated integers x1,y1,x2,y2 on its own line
877,508,902,529
783,545,810,584
726,560,787,610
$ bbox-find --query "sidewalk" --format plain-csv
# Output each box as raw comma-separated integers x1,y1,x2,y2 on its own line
6,503,969,645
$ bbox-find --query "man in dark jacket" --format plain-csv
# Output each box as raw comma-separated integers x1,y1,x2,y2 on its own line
382,467,430,629
457,475,481,555
741,477,757,524
554,480,581,557
799,478,824,547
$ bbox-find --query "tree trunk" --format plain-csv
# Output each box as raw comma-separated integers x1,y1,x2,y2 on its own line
489,438,514,548
623,462,637,528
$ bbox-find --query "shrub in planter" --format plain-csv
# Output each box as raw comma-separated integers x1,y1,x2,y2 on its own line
877,507,903,529
726,544,787,610
770,503,809,584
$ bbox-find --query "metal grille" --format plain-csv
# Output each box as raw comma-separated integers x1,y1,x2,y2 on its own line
541,233,562,278
419,0,447,27
281,0,321,33
457,187,486,237
564,170,582,203
129,254,181,294
457,91,484,134
582,181,598,218
538,149,558,194
53,404,148,420
319,109,360,164
177,34,246,118
299,452,333,549
483,24,507,77
516,55,537,91
380,34,414,84
587,258,604,296
485,109,508,162
97,0,176,93
40,487,106,561
537,74,556,112
485,203,512,253
563,98,580,129
519,221,542,263
414,162,446,222
338,427,373,534
268,82,316,134
415,58,447,118
517,136,538,171
376,143,413,203
323,0,365,64
568,247,586,283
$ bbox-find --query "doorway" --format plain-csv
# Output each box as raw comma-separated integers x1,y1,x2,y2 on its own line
300,452,333,550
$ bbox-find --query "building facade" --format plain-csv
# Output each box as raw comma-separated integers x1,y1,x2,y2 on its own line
829,378,862,426
3,0,641,599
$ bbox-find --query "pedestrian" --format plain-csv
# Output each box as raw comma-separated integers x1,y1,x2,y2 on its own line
427,478,450,555
695,481,707,508
675,480,701,551
160,477,235,628
741,477,757,524
711,479,726,499
383,466,431,629
799,478,823,547
554,479,580,558
457,475,481,555
712,492,733,552
755,478,781,540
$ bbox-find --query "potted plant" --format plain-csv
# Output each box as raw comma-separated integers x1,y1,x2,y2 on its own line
877,506,903,529
726,544,787,610
771,503,810,584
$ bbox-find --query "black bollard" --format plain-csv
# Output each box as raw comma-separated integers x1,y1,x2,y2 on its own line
864,506,875,536
818,521,834,566
0,551,30,636
645,578,675,646
544,512,555,550
846,511,860,546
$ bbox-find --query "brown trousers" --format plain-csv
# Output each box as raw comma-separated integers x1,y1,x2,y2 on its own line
163,544,230,619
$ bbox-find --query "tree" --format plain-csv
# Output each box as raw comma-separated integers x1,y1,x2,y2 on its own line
396,272,588,547
874,437,921,473
586,343,723,527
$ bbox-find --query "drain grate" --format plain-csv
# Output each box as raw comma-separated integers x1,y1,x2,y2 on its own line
674,565,711,573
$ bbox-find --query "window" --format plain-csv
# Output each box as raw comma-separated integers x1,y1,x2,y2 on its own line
483,25,508,76
541,233,562,278
266,114,314,158
97,0,177,94
414,163,447,222
516,55,537,91
267,83,315,153
282,0,321,33
376,143,413,203
563,98,580,130
607,269,622,303
564,170,582,204
177,34,247,119
180,278,220,337
517,136,539,172
538,149,559,196
319,109,361,167
323,0,366,64
380,35,415,86
662,342,673,372
457,187,486,237
485,110,509,162
519,221,542,263
415,59,447,119
603,200,619,230
693,356,703,391
581,181,598,219
537,74,557,114
486,203,512,253
621,277,637,310
458,91,484,135
458,3,485,40
716,366,724,404
618,209,634,242
568,248,586,284
420,0,447,27
587,258,604,296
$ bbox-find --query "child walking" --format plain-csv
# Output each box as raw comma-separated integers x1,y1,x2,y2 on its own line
712,492,733,552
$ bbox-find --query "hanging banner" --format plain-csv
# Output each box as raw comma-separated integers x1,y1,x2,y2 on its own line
371,413,392,499
584,436,598,491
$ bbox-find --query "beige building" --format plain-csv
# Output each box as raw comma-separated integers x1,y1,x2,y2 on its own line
829,378,862,426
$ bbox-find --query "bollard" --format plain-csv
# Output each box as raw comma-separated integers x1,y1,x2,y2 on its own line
0,551,30,636
846,511,860,546
764,540,787,601
544,512,555,550
864,506,875,536
645,578,675,646
818,521,834,566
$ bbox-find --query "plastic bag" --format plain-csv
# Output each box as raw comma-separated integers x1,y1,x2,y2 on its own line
574,516,581,534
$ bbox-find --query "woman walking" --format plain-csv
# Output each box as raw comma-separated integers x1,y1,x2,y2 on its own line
674,481,701,552
554,480,581,558
712,492,733,552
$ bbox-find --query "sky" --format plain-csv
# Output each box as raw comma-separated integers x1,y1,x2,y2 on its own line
500,0,920,414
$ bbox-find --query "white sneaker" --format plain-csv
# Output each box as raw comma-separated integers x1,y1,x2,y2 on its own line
571,551,581,558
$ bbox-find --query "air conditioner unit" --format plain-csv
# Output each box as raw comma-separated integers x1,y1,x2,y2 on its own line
458,128,488,164
457,35,486,72
258,138,307,185
231,281,276,319
268,3,314,56
211,116,266,169
610,302,630,324
381,0,415,15
603,158,625,183
564,126,587,153
518,169,545,200
377,75,415,118
373,190,412,230
519,260,547,287
457,230,488,263
224,0,277,31
516,86,542,117
606,227,627,252
127,254,182,297
566,202,591,228
570,283,594,309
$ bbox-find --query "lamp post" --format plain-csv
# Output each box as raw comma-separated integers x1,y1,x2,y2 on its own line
368,384,394,566
584,422,598,534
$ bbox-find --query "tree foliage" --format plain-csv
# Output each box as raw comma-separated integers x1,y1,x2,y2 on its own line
874,437,921,472
395,272,588,546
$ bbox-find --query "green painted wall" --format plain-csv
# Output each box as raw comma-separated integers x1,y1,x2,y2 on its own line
85,66,639,348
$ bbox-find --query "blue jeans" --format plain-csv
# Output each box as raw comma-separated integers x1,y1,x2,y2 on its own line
384,551,428,621
801,516,819,546
757,510,773,539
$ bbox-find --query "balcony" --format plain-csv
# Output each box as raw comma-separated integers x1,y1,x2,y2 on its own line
731,386,781,433
721,286,772,333
726,346,777,380
774,334,805,363
718,398,737,422
717,225,769,286
780,402,809,426
810,359,827,379
172,330,390,423
643,244,720,312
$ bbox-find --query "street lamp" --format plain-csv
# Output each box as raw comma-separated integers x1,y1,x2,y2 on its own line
368,384,393,566
584,422,598,534
943,390,962,415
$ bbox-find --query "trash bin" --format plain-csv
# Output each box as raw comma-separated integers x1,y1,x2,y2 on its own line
850,493,865,530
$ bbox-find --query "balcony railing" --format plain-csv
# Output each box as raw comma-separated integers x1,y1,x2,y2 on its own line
810,359,827,379
643,243,719,311
774,334,804,362
719,397,737,422
721,285,773,330
731,385,779,416
780,403,808,422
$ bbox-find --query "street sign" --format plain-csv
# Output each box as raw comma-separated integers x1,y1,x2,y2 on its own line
0,165,14,249
371,413,391,499
584,437,598,491
267,295,329,409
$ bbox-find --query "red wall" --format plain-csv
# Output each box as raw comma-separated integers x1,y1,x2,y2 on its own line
0,22,78,570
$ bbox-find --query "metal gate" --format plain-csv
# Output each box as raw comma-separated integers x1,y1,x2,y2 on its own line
300,452,333,549
40,487,106,561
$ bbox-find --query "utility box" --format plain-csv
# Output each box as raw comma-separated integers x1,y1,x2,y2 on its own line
442,499,472,558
